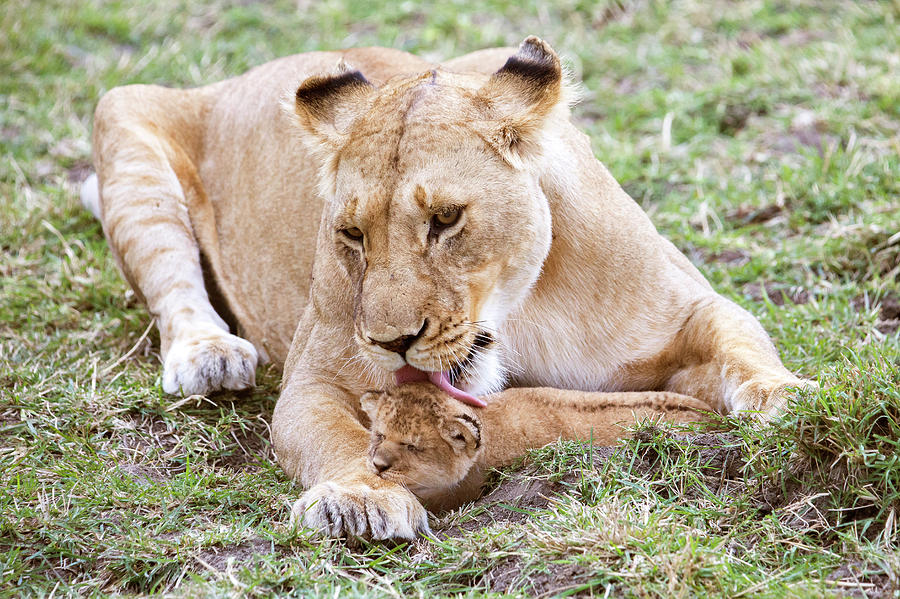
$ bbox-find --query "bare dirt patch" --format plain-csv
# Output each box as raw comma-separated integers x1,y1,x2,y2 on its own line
691,245,752,267
879,295,900,321
213,421,273,469
119,415,182,456
744,281,811,306
718,101,768,135
727,203,784,225
195,538,274,571
708,248,752,266
756,110,840,157
443,474,564,536
853,293,900,335
486,555,599,596
119,463,167,485
827,559,898,599
874,294,900,335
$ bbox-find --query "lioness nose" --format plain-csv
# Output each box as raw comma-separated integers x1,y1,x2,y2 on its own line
369,321,427,355
372,454,393,473
371,334,416,355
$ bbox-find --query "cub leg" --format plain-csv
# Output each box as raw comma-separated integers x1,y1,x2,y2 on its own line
90,85,257,396
664,296,810,416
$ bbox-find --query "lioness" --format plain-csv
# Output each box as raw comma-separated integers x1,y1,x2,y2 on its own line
85,37,806,540
361,383,713,513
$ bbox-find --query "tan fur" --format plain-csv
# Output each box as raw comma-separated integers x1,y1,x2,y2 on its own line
87,37,810,539
361,383,713,512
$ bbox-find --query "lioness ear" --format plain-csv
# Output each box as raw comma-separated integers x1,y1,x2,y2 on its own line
479,36,567,168
294,61,374,148
441,413,482,457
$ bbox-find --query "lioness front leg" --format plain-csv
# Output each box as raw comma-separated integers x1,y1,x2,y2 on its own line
90,85,257,396
273,381,429,540
664,296,811,416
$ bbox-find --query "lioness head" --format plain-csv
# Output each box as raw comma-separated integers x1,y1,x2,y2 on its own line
293,37,571,396
360,383,482,501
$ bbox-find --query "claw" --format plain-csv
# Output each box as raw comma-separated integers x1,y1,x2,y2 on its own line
292,481,427,541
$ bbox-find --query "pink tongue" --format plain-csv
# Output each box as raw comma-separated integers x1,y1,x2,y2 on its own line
393,365,487,408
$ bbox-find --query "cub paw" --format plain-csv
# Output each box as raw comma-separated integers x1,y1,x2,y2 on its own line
291,480,430,541
162,327,258,396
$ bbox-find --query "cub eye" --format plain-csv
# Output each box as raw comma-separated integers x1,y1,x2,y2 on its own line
341,227,364,241
405,443,419,452
431,208,461,230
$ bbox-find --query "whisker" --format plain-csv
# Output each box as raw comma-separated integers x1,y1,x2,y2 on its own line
331,342,365,383
498,316,558,336
458,320,524,361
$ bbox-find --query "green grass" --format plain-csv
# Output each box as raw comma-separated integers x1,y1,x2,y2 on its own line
2,0,899,596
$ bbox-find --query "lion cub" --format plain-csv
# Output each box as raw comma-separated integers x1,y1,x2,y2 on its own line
361,383,712,512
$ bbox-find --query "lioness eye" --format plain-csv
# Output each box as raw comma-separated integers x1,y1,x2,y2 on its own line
342,227,364,241
432,208,461,229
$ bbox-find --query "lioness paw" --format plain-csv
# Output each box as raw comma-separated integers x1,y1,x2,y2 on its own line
291,481,430,541
730,377,818,418
162,327,258,396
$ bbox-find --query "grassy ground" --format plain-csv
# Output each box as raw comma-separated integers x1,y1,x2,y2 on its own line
2,0,898,596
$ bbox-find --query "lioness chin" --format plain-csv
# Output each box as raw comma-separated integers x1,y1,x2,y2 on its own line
86,36,809,540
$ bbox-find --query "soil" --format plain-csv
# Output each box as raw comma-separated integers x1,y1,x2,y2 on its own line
759,110,840,157
743,281,811,306
726,203,784,225
119,463,167,485
486,555,600,597
878,295,900,320
827,559,898,599
442,471,567,537
708,248,751,265
214,422,273,469
876,320,899,335
853,293,900,335
195,538,274,571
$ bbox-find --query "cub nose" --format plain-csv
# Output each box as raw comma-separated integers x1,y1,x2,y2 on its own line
369,320,427,355
372,453,393,474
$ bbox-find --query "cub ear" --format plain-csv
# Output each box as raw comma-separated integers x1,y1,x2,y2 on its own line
441,413,482,457
294,61,374,148
478,36,567,168
359,390,385,421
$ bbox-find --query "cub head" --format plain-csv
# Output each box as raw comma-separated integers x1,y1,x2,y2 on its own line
293,37,573,396
360,383,483,502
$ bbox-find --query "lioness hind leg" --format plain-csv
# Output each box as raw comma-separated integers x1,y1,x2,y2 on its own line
90,85,257,396
664,297,811,417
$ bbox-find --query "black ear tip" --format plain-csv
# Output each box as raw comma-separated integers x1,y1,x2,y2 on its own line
519,36,557,64
295,69,371,105
495,36,561,87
